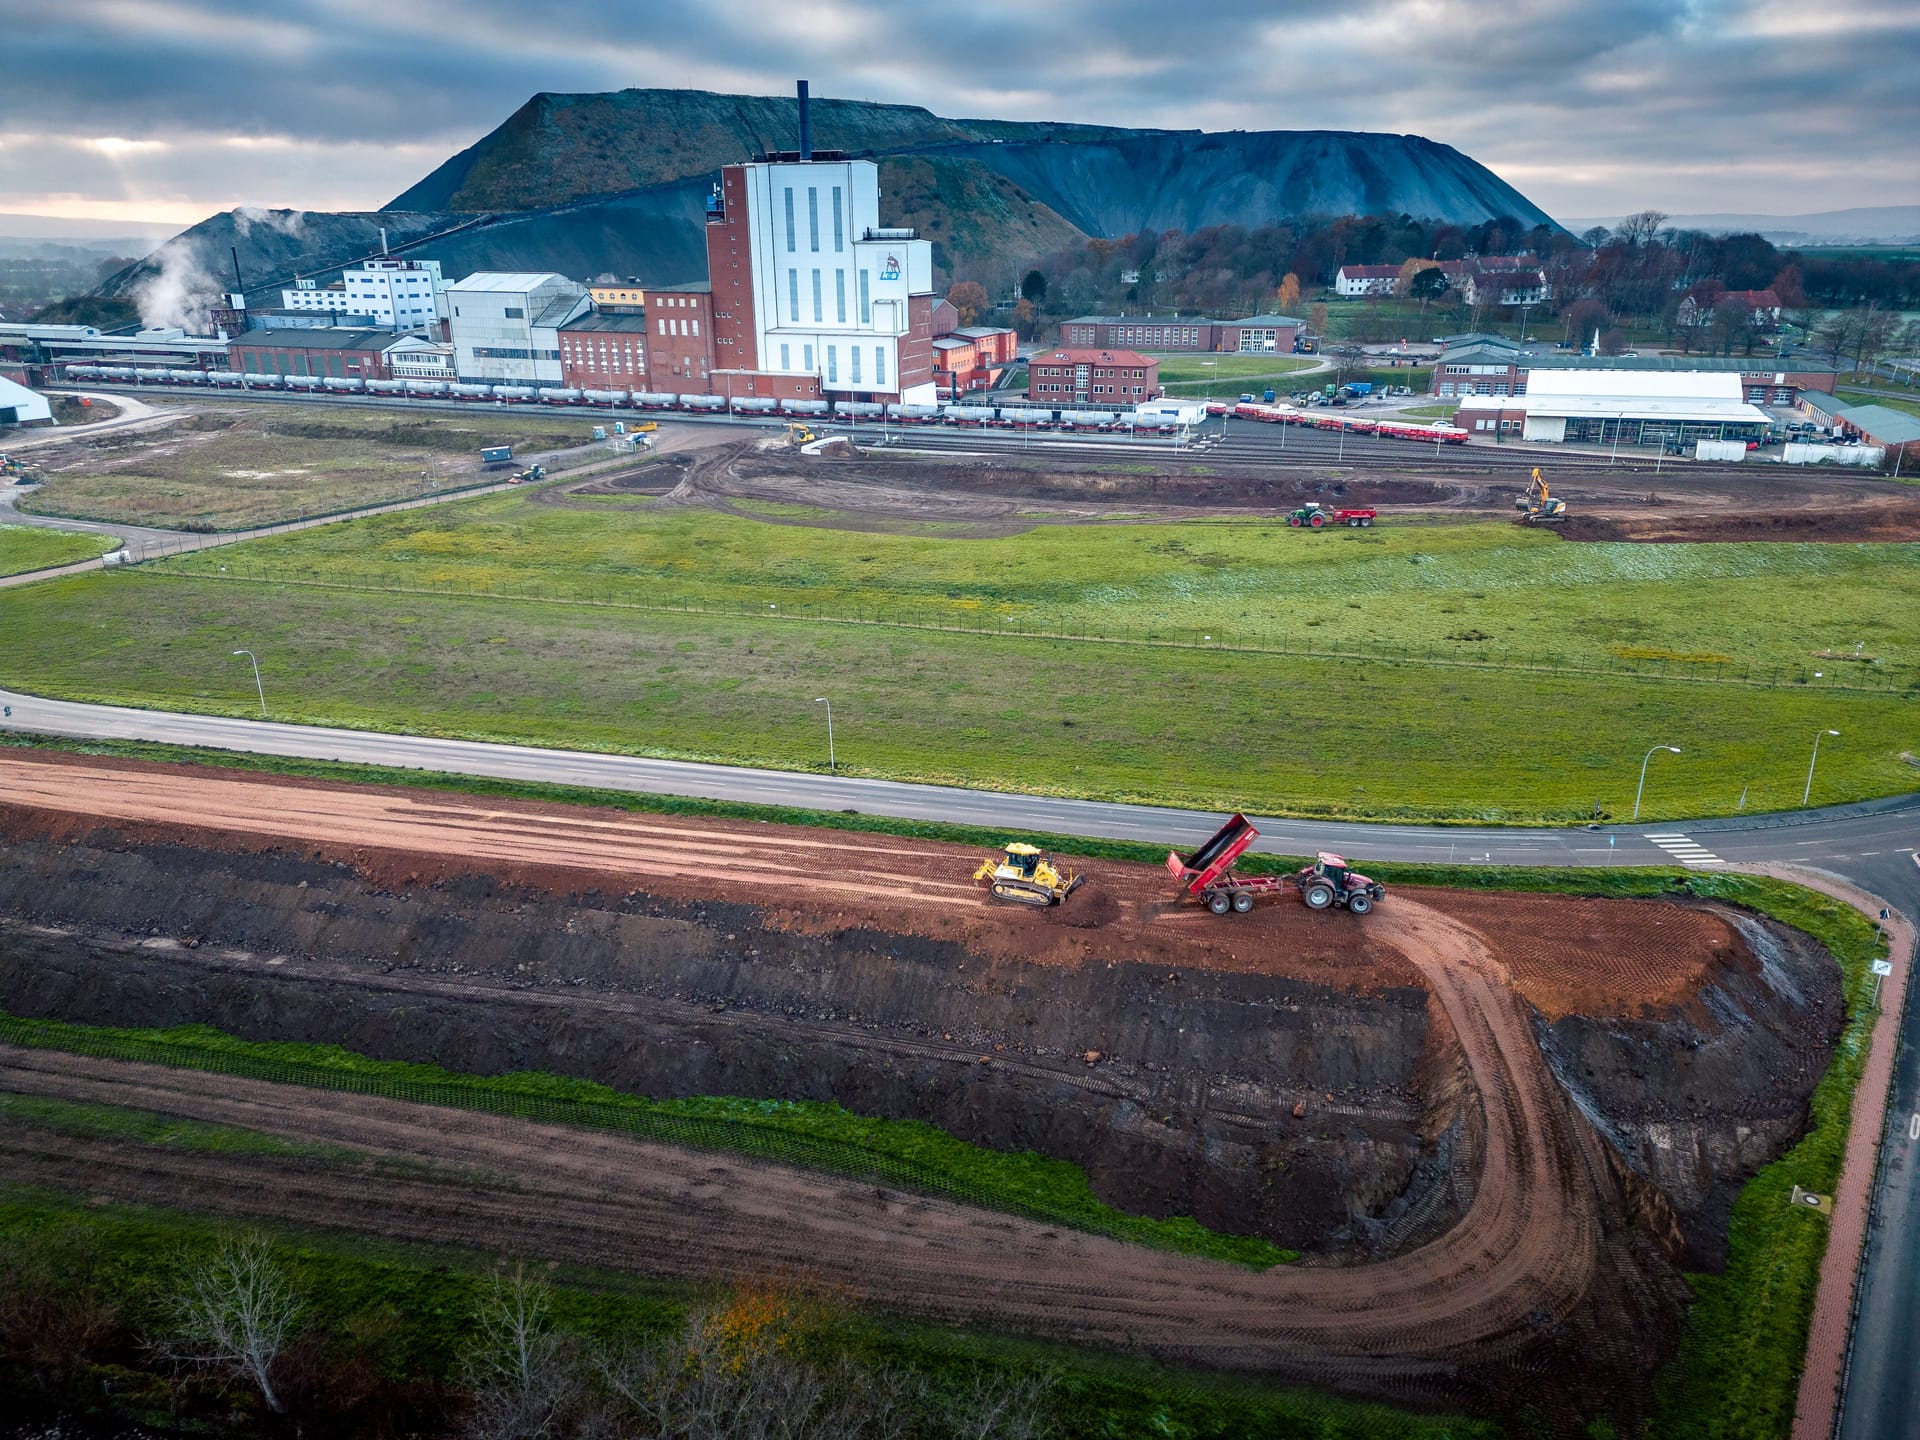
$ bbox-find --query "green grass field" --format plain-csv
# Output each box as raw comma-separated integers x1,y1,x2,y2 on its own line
0,523,115,576
1837,386,1920,420
16,401,608,530
4,571,1913,822
1154,355,1317,395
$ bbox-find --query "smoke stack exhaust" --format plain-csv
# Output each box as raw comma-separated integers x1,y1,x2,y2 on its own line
797,79,811,161
230,246,243,291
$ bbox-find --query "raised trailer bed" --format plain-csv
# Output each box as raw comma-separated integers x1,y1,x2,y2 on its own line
1166,813,1290,913
1168,816,1384,916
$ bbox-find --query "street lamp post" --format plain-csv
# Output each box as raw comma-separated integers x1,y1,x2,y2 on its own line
1804,728,1839,806
814,697,835,773
232,649,266,718
1633,744,1681,820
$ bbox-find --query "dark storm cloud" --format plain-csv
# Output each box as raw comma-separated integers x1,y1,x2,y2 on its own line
0,0,1912,220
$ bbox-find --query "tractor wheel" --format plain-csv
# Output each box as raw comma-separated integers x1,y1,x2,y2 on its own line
1231,890,1255,913
1346,892,1374,915
1309,514,1325,528
1288,516,1302,527
1207,891,1232,915
1304,883,1335,910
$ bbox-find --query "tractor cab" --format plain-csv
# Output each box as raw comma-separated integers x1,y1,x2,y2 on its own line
1293,851,1387,914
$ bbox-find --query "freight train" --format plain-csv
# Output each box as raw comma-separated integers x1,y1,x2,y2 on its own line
55,365,1191,433
1216,400,1468,445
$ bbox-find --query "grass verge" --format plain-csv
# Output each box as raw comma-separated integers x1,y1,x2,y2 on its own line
0,522,115,577
0,1009,1292,1271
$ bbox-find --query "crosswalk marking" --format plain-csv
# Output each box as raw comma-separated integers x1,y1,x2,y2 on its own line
1645,834,1726,869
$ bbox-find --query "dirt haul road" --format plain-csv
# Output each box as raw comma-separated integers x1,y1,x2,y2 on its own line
0,899,1602,1383
551,438,1920,543
0,752,1684,1398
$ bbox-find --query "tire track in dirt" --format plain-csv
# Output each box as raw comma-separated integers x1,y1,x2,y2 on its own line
0,895,1609,1383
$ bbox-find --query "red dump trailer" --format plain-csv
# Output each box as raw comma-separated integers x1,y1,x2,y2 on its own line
1166,813,1291,914
1168,814,1385,916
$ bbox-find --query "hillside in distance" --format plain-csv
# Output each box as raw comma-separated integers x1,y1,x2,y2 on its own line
392,87,1556,234
86,87,1555,326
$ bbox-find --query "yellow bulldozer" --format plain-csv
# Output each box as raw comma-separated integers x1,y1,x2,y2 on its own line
1515,467,1567,523
974,843,1085,907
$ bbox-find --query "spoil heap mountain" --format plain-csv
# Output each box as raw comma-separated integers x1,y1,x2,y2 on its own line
91,88,1554,319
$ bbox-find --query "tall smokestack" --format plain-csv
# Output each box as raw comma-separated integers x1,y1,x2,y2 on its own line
797,80,811,161
380,225,389,256
230,246,243,291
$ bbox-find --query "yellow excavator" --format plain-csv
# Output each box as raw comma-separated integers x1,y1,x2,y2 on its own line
974,843,1085,907
1515,467,1568,523
785,422,817,446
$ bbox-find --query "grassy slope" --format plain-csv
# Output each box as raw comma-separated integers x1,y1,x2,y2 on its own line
15,403,606,530
0,523,114,576
0,1011,1287,1270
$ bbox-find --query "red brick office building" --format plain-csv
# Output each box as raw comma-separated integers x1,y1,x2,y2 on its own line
1026,348,1159,404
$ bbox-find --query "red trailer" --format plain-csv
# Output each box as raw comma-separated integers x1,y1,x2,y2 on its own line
1166,813,1291,914
1168,815,1385,916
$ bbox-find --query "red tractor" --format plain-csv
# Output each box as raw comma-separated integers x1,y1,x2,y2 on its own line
1292,852,1386,914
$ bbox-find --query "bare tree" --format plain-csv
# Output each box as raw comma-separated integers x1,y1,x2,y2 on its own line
937,1370,1057,1440
158,1235,302,1414
463,1263,581,1440
1612,210,1670,249
595,1303,925,1440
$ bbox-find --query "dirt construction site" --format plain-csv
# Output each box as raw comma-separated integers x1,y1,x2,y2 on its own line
0,749,1849,1423
544,429,1920,544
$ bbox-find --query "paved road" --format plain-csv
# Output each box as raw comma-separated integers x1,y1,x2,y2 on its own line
0,691,1915,1434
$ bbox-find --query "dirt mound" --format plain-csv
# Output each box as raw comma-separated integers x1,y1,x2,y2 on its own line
1559,504,1920,544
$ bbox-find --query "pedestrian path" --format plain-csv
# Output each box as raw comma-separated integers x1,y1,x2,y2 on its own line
1644,833,1726,868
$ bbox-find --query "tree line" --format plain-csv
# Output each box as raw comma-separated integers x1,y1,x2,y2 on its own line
966,209,1919,363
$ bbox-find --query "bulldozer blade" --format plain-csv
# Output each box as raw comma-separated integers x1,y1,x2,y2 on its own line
1064,874,1087,897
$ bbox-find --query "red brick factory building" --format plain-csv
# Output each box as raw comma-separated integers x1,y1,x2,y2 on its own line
1027,348,1160,404
557,313,651,393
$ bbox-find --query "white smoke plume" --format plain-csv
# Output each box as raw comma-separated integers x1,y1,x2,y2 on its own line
231,205,307,240
133,237,223,332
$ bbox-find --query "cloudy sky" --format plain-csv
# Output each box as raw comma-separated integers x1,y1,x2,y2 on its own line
1,0,1913,232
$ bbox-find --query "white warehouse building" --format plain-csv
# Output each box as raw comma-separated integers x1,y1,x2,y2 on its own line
446,273,590,385
1453,369,1772,447
282,258,447,331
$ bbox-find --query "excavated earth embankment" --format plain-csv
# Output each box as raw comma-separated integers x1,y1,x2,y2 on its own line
0,751,1847,1423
